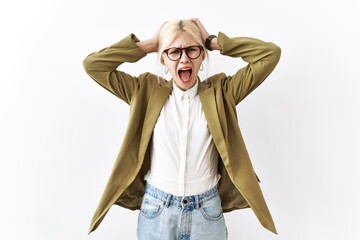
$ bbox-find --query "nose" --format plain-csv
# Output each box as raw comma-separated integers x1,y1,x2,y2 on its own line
180,49,190,63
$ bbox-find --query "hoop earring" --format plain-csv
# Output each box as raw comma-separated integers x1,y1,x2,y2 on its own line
200,63,204,71
164,67,169,74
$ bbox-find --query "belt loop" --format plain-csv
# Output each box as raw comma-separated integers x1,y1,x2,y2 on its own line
165,194,171,208
195,195,200,209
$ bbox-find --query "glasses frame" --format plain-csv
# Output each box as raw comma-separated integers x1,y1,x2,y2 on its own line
163,45,204,61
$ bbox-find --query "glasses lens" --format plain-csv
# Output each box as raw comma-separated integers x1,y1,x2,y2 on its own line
186,46,201,59
167,48,181,61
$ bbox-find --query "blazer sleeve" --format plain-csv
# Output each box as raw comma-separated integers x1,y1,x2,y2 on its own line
217,32,281,104
82,34,147,104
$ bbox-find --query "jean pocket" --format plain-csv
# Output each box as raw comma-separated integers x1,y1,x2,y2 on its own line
200,195,223,221
140,194,165,219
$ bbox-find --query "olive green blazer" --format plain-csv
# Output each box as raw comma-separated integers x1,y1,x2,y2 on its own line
83,32,281,234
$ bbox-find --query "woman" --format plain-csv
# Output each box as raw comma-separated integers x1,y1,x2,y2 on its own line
83,18,281,239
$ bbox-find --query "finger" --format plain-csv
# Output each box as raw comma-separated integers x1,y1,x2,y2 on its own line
189,18,200,26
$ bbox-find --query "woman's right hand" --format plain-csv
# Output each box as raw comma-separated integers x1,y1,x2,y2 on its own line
136,21,167,54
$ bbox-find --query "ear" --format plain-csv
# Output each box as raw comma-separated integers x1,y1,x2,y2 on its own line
160,55,165,65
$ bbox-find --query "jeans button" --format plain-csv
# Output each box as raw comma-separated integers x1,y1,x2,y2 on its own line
182,198,188,204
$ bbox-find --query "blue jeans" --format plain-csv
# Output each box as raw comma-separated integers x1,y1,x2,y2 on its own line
137,184,228,240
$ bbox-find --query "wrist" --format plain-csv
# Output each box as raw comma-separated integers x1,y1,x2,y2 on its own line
205,34,217,51
137,38,158,53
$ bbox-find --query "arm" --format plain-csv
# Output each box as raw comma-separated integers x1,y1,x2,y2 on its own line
218,32,281,104
191,18,281,103
83,23,164,103
83,23,165,103
82,34,147,103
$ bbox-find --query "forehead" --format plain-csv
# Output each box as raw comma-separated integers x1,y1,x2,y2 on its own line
168,31,198,48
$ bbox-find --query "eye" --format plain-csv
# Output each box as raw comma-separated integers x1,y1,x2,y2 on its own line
168,48,180,55
187,47,198,53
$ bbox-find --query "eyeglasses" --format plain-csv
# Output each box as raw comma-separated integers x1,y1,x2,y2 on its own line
163,45,203,61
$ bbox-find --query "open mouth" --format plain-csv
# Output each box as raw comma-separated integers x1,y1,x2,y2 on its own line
178,68,192,83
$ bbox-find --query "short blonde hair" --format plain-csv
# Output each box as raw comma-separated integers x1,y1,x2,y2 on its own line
158,19,207,64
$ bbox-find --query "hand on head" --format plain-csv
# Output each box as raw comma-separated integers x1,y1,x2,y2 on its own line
188,18,210,44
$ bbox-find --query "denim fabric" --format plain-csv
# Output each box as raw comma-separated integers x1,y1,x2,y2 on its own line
137,184,228,240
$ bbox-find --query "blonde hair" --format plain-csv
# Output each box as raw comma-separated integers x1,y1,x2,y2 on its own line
157,19,208,64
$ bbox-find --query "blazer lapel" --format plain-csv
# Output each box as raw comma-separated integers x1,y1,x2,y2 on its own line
138,82,172,162
199,84,229,164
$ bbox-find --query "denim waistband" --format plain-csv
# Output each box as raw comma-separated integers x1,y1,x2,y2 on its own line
144,183,219,209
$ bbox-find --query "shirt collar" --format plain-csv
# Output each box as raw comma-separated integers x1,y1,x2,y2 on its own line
173,80,198,100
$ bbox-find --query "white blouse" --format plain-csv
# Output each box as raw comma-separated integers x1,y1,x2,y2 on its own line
145,81,220,196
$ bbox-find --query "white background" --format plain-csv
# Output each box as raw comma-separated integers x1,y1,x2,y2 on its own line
1,0,359,239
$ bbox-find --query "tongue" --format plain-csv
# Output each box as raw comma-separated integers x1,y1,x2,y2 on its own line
179,70,191,82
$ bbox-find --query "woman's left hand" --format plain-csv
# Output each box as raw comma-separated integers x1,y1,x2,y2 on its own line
190,18,220,51
189,18,210,44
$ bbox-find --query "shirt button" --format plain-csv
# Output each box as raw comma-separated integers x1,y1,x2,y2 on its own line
182,198,188,204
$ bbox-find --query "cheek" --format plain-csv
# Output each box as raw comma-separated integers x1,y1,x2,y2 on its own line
194,61,203,72
164,61,177,73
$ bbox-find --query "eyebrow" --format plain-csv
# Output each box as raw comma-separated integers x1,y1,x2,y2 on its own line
168,45,199,49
